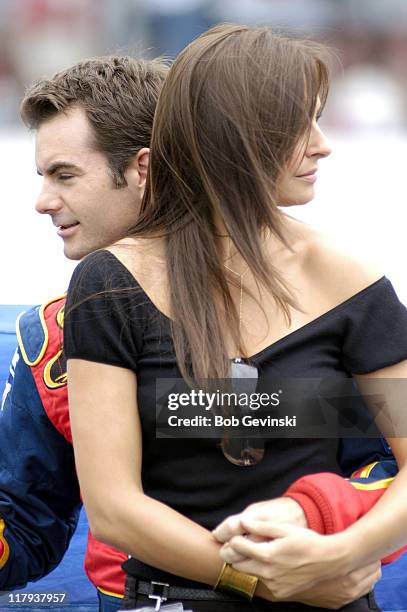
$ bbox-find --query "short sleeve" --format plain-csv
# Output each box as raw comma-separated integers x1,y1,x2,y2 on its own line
342,277,407,373
64,250,144,371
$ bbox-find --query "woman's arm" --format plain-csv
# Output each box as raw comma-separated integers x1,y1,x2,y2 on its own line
216,360,407,599
337,359,407,563
68,357,390,607
67,359,280,599
69,358,379,607
68,359,222,585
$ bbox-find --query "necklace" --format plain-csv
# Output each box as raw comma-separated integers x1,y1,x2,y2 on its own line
223,239,249,350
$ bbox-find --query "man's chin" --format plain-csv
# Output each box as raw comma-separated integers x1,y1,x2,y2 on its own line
63,244,91,261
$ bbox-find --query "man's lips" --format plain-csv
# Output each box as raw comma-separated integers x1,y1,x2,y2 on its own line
54,221,79,229
56,222,79,238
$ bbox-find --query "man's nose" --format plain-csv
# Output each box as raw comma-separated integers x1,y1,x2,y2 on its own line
35,187,63,215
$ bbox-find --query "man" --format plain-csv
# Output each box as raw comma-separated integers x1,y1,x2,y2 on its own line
0,55,401,612
0,55,168,612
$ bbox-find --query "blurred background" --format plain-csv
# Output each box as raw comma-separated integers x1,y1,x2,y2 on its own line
1,0,407,307
0,1,406,610
1,0,407,305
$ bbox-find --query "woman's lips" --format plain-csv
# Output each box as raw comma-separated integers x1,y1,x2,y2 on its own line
296,171,317,183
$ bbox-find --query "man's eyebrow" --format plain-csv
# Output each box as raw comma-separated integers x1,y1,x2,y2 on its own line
36,162,81,176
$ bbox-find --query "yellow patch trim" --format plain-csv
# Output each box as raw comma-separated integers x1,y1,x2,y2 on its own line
43,349,67,389
349,477,394,491
351,461,379,479
362,461,379,478
97,587,123,599
16,308,47,367
0,518,10,569
56,304,64,329
17,294,66,367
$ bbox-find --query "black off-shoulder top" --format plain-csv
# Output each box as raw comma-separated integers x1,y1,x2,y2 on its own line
64,249,407,590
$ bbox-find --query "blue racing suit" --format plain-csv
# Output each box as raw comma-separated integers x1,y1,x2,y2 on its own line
0,297,80,589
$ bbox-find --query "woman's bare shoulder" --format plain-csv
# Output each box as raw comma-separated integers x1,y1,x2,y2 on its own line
303,226,384,303
106,237,170,314
107,237,166,280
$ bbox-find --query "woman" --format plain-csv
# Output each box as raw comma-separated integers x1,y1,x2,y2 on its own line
65,24,407,611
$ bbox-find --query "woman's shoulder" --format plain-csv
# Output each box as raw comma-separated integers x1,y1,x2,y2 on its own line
107,237,166,278
107,237,171,318
66,251,135,317
292,221,384,306
70,248,134,288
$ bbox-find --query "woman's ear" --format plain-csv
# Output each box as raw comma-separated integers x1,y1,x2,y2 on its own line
124,147,150,189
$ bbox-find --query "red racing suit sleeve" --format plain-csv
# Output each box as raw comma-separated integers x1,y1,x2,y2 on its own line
283,460,406,564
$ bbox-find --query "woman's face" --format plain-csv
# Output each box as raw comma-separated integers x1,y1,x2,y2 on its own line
277,102,331,207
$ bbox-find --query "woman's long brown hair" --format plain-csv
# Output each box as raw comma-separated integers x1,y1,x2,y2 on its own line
130,24,330,382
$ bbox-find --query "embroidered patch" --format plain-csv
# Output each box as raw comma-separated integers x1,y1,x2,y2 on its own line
0,518,10,569
43,349,67,389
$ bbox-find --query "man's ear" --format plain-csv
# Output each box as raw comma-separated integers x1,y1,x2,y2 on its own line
125,147,149,188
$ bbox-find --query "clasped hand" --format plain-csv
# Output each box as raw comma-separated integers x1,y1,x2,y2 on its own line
212,497,381,608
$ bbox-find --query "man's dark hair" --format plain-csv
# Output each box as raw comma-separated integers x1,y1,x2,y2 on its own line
20,56,168,186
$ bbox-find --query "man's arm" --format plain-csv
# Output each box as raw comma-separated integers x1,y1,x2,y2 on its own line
283,459,405,564
0,342,81,590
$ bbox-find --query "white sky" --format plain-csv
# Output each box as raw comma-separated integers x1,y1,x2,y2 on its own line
1,129,406,305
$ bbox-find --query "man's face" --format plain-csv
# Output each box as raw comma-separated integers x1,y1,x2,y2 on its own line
35,106,143,260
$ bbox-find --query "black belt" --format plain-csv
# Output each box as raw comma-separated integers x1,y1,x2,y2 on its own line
127,576,243,603
124,576,379,611
124,575,252,603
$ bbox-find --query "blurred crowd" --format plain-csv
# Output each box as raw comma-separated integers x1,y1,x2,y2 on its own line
1,0,407,132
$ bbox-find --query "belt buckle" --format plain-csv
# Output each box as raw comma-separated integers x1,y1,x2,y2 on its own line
148,581,170,611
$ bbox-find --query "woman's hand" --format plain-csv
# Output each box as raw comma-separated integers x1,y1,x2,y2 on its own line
218,519,352,599
213,497,307,544
286,562,381,609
